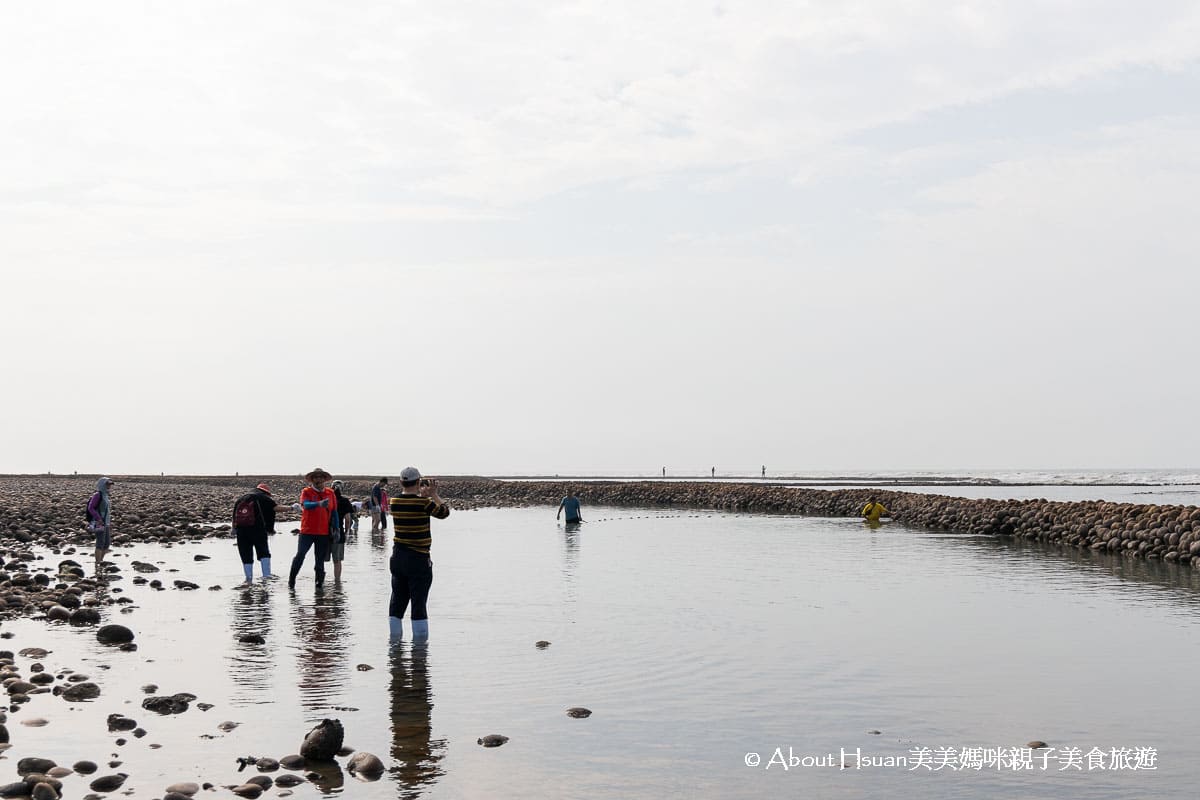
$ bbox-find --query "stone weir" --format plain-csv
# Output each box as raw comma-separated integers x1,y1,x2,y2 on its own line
3,476,1198,569
443,479,1200,567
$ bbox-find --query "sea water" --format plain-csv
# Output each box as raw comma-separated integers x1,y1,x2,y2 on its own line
4,507,1199,799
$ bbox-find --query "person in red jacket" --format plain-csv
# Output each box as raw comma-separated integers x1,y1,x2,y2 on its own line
288,467,338,589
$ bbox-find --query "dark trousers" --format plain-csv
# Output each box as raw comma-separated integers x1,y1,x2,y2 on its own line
389,546,433,621
235,529,271,564
289,534,332,584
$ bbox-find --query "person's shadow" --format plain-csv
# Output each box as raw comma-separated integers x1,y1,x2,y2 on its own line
389,641,445,798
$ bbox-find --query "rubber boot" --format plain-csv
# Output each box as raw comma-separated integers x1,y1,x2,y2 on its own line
242,563,253,582
288,558,302,589
412,618,429,642
260,557,272,578
389,617,404,639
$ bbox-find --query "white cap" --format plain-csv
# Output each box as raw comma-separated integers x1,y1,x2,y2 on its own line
400,467,421,482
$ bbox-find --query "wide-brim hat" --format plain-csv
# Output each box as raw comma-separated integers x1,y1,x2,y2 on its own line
305,468,333,482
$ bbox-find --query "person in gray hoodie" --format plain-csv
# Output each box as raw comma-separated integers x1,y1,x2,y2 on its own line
86,477,114,573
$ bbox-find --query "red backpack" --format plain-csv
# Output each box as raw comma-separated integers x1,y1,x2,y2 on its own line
232,495,259,528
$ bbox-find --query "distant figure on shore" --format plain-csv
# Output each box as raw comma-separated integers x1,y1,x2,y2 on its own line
761,465,766,478
231,482,288,584
557,490,584,524
86,477,115,574
861,498,890,525
662,466,666,478
389,467,450,641
372,477,390,533
289,468,338,589
331,480,356,582
711,467,715,478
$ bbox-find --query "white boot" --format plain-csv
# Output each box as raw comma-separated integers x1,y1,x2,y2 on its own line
412,618,429,641
389,616,405,639
260,557,272,578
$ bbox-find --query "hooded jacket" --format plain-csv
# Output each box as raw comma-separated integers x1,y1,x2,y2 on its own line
88,477,112,527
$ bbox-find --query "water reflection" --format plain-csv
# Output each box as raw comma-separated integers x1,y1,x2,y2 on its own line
289,586,350,714
965,534,1200,608
371,523,390,551
227,585,276,705
389,642,445,799
304,759,346,794
560,523,581,606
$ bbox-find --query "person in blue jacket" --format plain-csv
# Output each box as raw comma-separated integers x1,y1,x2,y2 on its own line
557,490,584,524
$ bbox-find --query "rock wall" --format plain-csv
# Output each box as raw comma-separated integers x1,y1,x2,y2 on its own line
3,476,1197,567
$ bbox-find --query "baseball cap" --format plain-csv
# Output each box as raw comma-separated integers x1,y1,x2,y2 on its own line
399,466,421,482
256,483,272,495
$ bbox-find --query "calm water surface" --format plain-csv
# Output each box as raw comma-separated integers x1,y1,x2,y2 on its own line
4,507,1199,799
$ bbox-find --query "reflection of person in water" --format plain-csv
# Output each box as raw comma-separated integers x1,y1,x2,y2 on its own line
389,643,444,797
227,587,277,703
560,523,581,609
291,586,350,715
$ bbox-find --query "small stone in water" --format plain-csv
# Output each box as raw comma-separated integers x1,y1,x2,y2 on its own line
477,734,509,747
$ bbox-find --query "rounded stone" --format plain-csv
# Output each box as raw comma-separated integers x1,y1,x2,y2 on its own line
95,625,134,645
31,782,59,800
164,782,199,795
68,608,101,626
477,734,509,747
17,758,56,776
89,773,127,792
299,719,344,762
346,752,384,778
61,682,101,702
279,755,305,770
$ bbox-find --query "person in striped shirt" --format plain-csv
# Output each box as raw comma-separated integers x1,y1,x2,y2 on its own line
388,466,450,641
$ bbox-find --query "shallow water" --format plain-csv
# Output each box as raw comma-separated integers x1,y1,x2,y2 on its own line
3,507,1199,799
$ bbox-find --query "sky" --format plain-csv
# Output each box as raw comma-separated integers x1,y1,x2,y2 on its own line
2,1,1199,477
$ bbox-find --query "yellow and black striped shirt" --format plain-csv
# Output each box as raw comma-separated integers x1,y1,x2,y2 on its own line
390,494,450,554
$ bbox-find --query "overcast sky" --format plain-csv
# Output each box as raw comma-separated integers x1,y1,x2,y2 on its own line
2,1,1198,476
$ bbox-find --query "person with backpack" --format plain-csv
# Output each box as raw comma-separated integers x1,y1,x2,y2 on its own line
86,477,115,575
289,467,338,590
232,482,287,585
